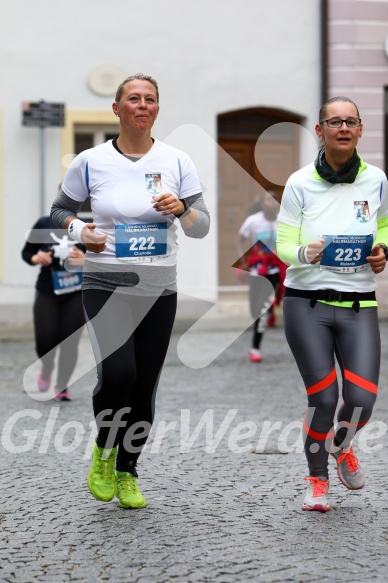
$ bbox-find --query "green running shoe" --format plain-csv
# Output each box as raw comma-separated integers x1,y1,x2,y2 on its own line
115,471,147,508
87,443,117,502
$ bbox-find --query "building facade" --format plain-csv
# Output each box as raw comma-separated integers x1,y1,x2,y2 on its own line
1,0,386,322
326,0,388,304
327,0,388,170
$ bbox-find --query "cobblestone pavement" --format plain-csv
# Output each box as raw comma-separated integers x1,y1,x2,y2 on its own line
1,313,388,583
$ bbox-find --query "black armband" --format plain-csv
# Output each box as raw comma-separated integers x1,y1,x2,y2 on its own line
175,198,190,218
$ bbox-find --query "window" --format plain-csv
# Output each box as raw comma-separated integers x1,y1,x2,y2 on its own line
74,125,118,219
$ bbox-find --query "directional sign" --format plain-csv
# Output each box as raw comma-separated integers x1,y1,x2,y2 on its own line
22,101,65,127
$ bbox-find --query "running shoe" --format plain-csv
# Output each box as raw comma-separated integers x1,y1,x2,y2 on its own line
115,471,147,509
249,349,263,362
302,476,330,512
330,442,365,490
54,387,71,402
37,370,52,392
87,443,117,502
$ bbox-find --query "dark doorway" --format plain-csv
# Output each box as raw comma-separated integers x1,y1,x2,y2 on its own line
217,107,303,286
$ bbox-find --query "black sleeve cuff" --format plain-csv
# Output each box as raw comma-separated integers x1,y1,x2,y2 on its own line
174,198,190,218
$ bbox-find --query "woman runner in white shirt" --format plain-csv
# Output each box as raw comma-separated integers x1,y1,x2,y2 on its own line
277,96,388,512
51,74,210,509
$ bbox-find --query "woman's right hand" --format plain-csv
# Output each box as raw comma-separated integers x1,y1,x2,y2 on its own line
306,238,325,264
81,223,107,253
32,250,53,266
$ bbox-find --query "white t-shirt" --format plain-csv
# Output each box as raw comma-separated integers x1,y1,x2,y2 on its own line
239,211,278,249
279,161,388,292
62,139,201,266
239,211,279,275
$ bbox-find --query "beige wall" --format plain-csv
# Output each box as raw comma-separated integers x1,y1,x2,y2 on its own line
0,109,2,282
328,0,388,306
328,0,388,170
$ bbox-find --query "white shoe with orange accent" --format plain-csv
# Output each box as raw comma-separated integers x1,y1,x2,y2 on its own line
302,476,330,512
330,442,365,490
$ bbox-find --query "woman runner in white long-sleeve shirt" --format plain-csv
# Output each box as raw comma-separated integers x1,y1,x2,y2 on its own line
277,96,388,512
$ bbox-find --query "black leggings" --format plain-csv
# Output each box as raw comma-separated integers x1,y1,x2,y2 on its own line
283,297,380,479
33,291,85,389
82,289,177,472
249,273,280,349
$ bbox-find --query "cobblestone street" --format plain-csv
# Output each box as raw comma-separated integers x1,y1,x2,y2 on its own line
1,312,388,582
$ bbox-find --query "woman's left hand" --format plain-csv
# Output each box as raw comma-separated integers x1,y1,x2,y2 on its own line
152,194,185,216
67,246,86,267
367,245,386,274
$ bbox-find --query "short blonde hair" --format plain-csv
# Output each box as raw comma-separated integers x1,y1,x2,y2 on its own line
115,74,159,104
319,96,360,123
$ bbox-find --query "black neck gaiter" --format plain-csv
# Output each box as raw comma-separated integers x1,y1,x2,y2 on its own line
315,147,360,184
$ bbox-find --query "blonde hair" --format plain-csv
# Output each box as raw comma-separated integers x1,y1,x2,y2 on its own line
115,74,159,104
319,96,360,123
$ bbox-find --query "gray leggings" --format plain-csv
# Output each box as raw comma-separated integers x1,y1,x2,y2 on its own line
283,296,380,479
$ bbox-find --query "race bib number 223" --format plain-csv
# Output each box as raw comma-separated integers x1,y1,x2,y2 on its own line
320,234,373,273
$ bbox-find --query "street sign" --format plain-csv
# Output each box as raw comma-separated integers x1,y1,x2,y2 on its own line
22,101,65,127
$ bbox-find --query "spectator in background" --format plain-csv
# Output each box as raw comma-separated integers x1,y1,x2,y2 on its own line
22,213,86,401
238,191,285,362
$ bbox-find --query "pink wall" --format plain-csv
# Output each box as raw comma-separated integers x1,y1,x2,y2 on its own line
328,0,388,170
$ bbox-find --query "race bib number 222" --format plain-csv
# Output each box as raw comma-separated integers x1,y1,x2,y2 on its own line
115,223,167,261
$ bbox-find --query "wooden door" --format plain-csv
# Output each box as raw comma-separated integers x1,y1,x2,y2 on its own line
253,143,295,192
218,140,296,286
217,109,302,286
218,140,265,286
